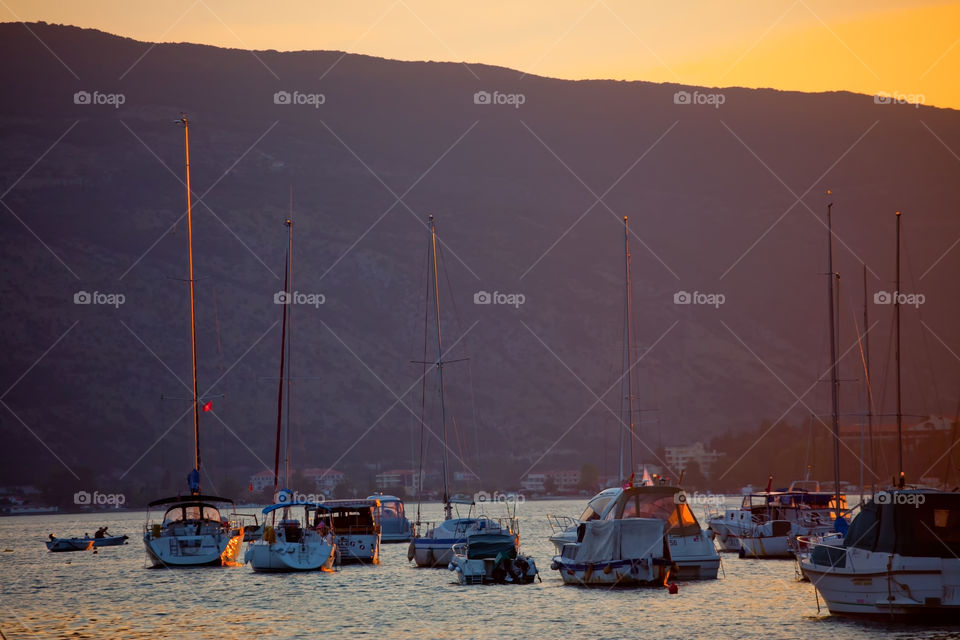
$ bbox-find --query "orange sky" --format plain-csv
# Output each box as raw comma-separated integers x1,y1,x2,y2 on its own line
4,0,959,109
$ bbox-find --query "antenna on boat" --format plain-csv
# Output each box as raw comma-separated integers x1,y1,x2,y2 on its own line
429,215,453,521
178,113,202,493
825,195,842,521
895,210,903,484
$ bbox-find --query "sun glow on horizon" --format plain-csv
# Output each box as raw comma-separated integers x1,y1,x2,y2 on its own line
2,0,959,109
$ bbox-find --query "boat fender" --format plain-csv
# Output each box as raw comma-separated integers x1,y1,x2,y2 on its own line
407,541,415,562
603,564,612,574
448,562,455,571
550,560,560,571
583,564,594,581
668,582,679,594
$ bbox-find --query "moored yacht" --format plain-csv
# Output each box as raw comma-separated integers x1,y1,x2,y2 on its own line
244,497,336,572
325,498,381,564
368,494,412,542
144,492,236,567
706,481,846,556
548,485,719,579
801,489,960,618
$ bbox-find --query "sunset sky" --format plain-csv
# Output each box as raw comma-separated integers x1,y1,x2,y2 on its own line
3,0,959,109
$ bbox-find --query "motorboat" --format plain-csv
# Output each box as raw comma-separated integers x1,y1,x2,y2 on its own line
706,481,846,556
325,499,381,564
551,518,670,586
411,502,518,568
448,531,539,585
548,485,719,579
801,489,960,619
143,493,236,567
368,494,412,542
244,498,337,572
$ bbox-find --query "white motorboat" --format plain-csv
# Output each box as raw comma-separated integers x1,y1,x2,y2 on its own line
448,531,539,585
412,504,518,568
548,485,720,580
801,489,960,619
325,499,381,564
706,482,846,556
368,494,412,542
144,494,236,567
551,518,670,586
244,499,336,572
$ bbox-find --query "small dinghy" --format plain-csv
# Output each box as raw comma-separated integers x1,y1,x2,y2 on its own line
46,533,129,552
46,537,94,552
448,531,539,585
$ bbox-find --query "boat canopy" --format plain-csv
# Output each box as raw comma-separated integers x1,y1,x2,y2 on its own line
845,491,960,558
148,494,234,507
611,486,702,537
261,501,331,515
465,533,516,559
323,499,379,511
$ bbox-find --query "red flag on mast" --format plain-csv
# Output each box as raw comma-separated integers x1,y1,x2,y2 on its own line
202,400,213,412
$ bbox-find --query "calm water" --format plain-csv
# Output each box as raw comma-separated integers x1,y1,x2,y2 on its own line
2,498,958,639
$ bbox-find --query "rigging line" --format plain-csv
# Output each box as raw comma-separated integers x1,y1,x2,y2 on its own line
416,233,431,525
904,231,944,420
436,226,480,471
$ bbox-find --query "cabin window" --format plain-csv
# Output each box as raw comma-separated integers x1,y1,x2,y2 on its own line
581,497,612,521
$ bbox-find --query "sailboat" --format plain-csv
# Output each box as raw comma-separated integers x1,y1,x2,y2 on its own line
801,210,960,619
143,115,237,568
548,217,719,585
408,215,518,568
244,215,337,572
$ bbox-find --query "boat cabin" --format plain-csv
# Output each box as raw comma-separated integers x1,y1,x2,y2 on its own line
576,486,702,535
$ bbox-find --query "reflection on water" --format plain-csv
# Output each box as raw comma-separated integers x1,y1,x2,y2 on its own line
2,499,960,639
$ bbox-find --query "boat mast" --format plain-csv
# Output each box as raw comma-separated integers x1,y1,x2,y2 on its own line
826,199,841,520
862,265,875,494
895,210,903,485
429,216,452,521
285,194,294,488
274,219,291,494
623,216,636,482
181,114,201,492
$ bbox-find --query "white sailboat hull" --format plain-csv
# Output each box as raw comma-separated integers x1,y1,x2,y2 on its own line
143,532,229,567
244,539,336,572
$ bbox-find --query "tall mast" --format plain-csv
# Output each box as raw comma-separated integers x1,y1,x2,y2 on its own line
274,219,291,494
181,114,201,491
826,199,841,520
863,265,875,491
895,210,903,484
429,216,452,520
623,216,636,481
285,193,294,487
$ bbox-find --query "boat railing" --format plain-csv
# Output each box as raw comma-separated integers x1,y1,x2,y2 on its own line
546,514,578,535
451,542,468,559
